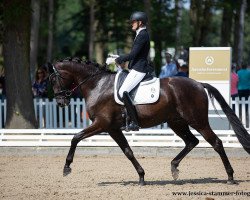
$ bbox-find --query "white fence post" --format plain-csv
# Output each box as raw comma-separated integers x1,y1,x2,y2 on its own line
70,98,75,128
52,99,57,128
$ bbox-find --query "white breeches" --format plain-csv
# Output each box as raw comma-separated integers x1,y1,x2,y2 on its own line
119,69,146,98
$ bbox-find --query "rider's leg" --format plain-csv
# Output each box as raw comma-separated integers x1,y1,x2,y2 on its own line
118,69,146,97
123,91,139,131
119,69,146,131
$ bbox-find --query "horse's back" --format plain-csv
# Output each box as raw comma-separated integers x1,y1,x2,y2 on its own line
160,77,206,99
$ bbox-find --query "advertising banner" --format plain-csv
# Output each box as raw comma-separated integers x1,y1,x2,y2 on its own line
189,47,231,129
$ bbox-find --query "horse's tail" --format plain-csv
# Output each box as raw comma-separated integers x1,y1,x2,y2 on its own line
201,82,250,154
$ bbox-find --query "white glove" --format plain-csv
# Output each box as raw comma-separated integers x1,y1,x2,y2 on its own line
106,57,116,65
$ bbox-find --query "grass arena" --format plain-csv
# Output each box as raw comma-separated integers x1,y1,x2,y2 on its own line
0,147,249,200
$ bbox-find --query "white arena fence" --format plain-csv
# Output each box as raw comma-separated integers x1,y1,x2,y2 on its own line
0,97,249,147
0,128,242,148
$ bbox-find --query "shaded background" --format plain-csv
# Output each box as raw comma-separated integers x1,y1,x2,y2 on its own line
1,0,250,128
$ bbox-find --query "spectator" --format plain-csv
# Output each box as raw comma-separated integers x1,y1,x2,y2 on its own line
175,63,188,77
159,52,178,78
231,64,239,99
237,63,250,100
32,67,48,98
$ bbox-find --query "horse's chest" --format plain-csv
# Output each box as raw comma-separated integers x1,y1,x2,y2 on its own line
85,97,105,117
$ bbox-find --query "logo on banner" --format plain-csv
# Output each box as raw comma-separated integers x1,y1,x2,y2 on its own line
205,56,214,65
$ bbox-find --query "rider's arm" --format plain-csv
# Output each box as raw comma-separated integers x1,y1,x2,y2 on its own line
115,32,147,64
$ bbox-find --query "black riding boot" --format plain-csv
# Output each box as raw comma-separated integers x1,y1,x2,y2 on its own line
122,92,140,131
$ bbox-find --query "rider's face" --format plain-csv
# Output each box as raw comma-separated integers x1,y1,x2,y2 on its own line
131,20,142,31
131,20,138,31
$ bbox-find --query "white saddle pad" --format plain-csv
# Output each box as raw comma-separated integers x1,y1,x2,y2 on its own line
114,72,160,105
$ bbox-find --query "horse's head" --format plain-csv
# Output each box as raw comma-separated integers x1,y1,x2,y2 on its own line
49,58,114,107
48,62,74,107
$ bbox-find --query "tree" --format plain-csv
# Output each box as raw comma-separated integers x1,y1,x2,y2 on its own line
220,0,234,46
233,0,247,65
151,0,176,75
47,0,54,62
30,0,41,80
88,0,96,61
3,0,37,128
144,0,152,36
243,3,250,63
0,2,3,72
33,0,250,67
174,0,183,58
190,0,213,46
93,0,138,63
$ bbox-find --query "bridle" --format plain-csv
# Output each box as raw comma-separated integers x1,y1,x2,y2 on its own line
49,65,99,100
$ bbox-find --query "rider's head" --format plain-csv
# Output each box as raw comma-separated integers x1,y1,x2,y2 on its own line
130,11,148,31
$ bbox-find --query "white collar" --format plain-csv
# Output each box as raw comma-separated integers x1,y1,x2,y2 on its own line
136,27,146,37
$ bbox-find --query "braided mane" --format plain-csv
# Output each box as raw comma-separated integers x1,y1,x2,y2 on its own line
57,57,115,74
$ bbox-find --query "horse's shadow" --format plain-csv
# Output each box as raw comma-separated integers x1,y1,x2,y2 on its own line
98,177,249,186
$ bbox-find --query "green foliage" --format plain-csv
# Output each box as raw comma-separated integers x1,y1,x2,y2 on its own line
243,12,250,63
206,10,222,47
179,10,192,47
149,0,176,74
35,0,250,66
55,0,87,58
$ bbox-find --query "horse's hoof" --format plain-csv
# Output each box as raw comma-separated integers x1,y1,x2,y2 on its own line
227,180,238,185
139,180,146,186
171,168,179,180
63,166,72,176
138,177,146,186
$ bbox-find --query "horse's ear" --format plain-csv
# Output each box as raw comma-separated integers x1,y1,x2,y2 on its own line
47,62,54,74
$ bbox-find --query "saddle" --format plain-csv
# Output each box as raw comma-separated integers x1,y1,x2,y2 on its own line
114,70,160,105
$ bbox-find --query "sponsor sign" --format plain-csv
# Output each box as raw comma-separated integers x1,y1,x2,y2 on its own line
189,47,231,81
189,47,231,104
189,47,231,129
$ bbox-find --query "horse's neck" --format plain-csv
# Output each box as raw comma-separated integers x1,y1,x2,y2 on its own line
82,73,115,101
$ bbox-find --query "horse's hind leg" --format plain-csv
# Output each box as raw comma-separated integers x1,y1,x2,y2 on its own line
168,121,199,180
109,129,145,186
197,126,236,184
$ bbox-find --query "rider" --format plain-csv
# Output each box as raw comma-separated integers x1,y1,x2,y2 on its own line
115,11,150,131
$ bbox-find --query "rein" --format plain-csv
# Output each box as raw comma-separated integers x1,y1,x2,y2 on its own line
50,66,100,99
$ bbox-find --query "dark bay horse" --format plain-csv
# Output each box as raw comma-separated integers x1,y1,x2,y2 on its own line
49,58,250,185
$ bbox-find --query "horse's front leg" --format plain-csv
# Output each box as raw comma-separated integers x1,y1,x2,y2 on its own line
109,129,146,186
63,121,103,176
